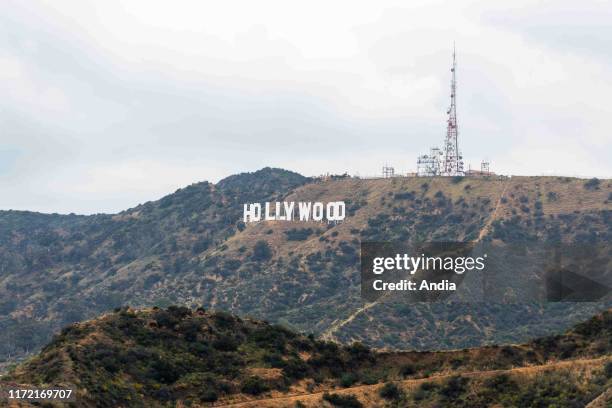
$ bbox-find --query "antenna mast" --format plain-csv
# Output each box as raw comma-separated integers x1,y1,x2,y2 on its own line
443,44,464,176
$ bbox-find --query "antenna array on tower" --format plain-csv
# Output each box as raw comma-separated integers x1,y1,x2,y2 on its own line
442,45,464,176
413,45,491,178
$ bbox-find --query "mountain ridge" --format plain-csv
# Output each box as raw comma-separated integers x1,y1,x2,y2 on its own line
3,306,611,407
0,168,610,365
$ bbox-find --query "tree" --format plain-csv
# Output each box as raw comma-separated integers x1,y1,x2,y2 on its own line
252,240,272,262
379,382,401,400
241,376,269,395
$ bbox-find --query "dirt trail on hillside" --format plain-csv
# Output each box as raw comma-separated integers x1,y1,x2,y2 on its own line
476,178,509,242
215,356,609,407
322,179,511,342
320,300,379,342
586,386,612,408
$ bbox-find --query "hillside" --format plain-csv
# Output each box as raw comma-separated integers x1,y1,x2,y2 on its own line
0,168,610,364
3,307,611,407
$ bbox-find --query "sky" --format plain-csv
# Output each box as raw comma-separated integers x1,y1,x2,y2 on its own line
1,0,610,214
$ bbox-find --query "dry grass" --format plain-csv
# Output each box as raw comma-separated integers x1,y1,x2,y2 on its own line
214,356,611,408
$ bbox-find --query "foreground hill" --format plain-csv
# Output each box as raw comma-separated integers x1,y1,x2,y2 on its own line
0,168,610,363
3,307,611,407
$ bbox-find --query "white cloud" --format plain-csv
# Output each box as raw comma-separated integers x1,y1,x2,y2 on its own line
0,0,610,213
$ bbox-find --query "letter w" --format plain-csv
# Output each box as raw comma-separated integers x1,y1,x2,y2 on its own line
298,202,311,221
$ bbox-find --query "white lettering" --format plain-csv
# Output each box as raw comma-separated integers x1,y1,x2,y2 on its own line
265,202,275,220
312,203,324,221
298,202,312,221
283,202,295,221
243,203,261,222
243,201,347,223
327,201,345,221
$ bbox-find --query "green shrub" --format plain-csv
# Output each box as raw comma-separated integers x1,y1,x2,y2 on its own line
199,389,218,402
394,192,415,200
241,376,269,395
359,370,381,385
400,364,415,377
212,310,236,329
483,374,518,394
413,381,438,402
150,358,183,384
450,357,464,369
605,361,612,378
285,228,314,241
511,372,586,407
413,387,427,401
440,375,469,400
192,238,211,253
419,381,438,392
153,309,179,328
143,274,162,289
212,335,238,351
340,372,358,387
379,382,401,400
251,240,272,262
281,358,310,380
263,352,284,368
584,178,600,190
322,392,363,407
248,325,293,352
346,342,371,361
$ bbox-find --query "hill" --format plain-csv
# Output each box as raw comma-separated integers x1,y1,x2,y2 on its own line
0,169,610,364
3,307,611,407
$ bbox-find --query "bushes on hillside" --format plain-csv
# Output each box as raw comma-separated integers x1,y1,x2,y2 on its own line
322,392,363,407
241,376,269,395
285,228,314,241
346,342,372,365
413,381,438,401
340,372,358,387
199,389,218,402
393,191,416,200
251,240,272,262
439,375,469,400
280,357,310,380
584,178,600,190
605,361,612,378
400,364,416,377
483,374,519,395
379,382,401,400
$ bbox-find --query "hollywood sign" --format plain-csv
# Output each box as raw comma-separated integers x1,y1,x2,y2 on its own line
243,201,345,223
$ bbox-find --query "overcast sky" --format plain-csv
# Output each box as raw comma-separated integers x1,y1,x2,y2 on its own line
1,0,610,214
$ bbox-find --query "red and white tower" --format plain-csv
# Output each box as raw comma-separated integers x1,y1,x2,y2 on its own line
442,45,464,176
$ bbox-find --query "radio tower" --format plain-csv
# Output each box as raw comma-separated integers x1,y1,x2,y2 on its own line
443,44,464,176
